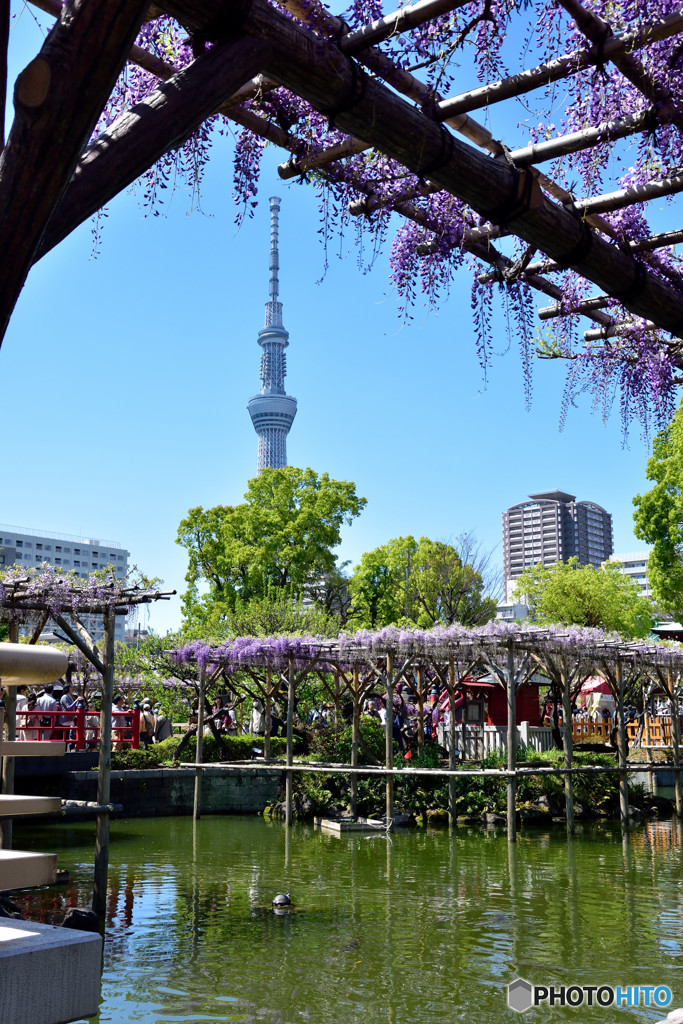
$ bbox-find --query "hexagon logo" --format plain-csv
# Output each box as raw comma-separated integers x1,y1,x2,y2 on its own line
508,978,534,1013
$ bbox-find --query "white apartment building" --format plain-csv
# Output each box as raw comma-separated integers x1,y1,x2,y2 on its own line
607,550,652,599
0,524,130,641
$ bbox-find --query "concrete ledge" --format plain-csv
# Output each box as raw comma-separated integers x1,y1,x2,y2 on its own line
0,741,66,757
0,918,101,1024
0,795,62,816
0,850,57,889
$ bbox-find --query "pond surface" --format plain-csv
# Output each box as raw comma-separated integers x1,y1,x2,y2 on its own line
12,816,683,1024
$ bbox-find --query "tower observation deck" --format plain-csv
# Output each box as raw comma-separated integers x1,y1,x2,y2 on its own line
247,196,297,472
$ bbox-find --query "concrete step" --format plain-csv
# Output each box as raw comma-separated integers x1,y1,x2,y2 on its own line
0,849,58,889
0,795,62,817
0,741,66,757
0,917,101,1024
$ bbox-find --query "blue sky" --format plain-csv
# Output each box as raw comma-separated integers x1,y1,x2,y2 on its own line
1,4,663,634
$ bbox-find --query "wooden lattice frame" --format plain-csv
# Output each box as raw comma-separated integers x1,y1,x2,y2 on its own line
2,0,683,386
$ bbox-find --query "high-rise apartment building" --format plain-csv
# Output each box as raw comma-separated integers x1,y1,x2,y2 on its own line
502,490,613,600
0,524,130,641
247,196,297,473
607,551,652,599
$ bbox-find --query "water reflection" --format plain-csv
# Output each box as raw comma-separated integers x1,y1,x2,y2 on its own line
12,817,683,1023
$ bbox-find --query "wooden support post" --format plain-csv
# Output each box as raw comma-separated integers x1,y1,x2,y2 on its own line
92,606,115,917
644,689,654,792
350,667,359,819
385,653,394,827
616,663,630,828
506,647,516,843
264,667,272,762
417,667,424,756
193,662,206,822
334,670,341,734
448,659,457,828
670,675,682,817
0,621,18,850
562,661,575,836
285,658,294,827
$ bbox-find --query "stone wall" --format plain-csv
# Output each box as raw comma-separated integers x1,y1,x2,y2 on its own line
16,766,284,817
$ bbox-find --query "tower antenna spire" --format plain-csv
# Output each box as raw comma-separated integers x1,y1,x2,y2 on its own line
247,198,297,472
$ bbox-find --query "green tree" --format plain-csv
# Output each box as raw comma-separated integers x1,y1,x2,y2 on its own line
512,557,653,638
176,467,366,629
633,401,683,616
348,536,416,628
348,534,498,629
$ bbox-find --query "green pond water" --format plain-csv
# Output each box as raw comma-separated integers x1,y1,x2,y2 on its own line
12,815,683,1024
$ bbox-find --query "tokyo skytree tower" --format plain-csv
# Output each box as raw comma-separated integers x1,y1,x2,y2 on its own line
247,196,297,472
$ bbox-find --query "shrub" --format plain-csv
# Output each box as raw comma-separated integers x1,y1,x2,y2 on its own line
110,732,302,769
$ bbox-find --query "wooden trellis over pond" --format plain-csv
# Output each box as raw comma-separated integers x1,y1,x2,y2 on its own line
174,624,683,843
4,0,683,414
0,570,175,915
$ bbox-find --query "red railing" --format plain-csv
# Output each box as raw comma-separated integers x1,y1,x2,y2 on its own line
15,708,140,750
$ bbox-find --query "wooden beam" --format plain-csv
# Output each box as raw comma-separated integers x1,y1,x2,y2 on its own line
229,0,683,335
0,0,8,153
0,0,149,346
36,34,270,260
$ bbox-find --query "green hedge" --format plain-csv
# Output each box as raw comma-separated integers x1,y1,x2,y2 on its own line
110,733,302,770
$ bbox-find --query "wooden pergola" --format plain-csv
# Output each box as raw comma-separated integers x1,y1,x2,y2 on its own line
3,0,683,396
173,625,683,841
0,571,174,914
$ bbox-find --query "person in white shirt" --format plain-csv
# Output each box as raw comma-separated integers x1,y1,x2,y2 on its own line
36,685,59,740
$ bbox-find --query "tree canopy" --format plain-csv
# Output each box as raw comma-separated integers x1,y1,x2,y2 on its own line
176,466,366,630
512,557,654,638
633,400,683,617
348,534,497,629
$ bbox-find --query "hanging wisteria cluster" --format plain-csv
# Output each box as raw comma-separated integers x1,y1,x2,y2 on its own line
84,0,683,430
170,621,683,676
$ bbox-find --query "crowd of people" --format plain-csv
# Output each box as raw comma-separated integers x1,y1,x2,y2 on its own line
0,683,176,749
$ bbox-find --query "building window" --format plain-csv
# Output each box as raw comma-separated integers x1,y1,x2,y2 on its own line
55,558,61,565
74,560,80,567
36,543,42,550
56,545,62,552
15,540,22,547
74,548,80,555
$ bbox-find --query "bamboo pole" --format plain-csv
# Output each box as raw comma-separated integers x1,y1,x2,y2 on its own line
438,10,683,117
561,660,575,836
510,108,657,168
92,606,115,917
448,659,457,827
583,321,658,341
285,658,294,827
560,0,683,125
193,661,206,821
385,653,394,827
506,647,516,843
539,294,611,320
342,0,469,54
616,663,630,828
